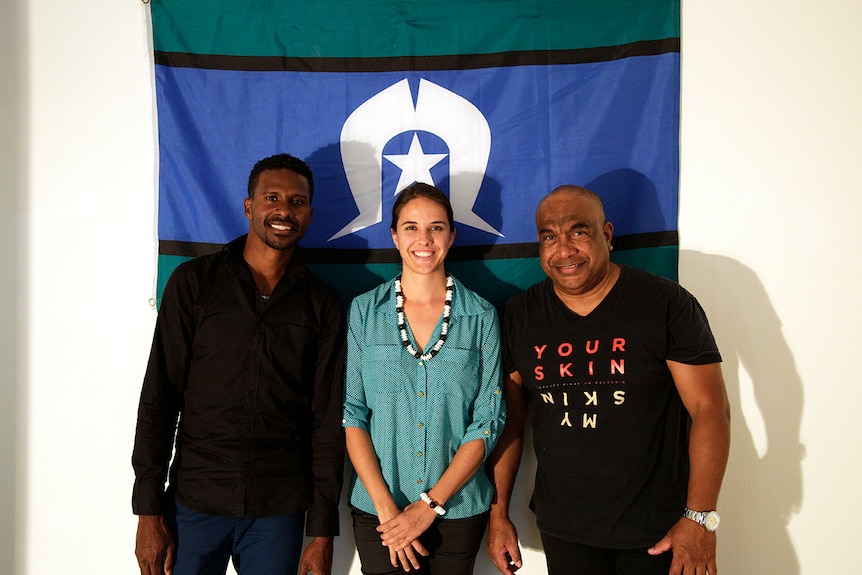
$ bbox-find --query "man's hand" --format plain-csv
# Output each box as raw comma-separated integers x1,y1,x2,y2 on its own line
649,517,717,575
135,515,175,575
487,513,522,574
298,536,334,575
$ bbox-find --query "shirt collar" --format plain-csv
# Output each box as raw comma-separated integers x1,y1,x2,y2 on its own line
223,234,308,298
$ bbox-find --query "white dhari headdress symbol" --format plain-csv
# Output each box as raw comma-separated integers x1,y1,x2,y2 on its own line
330,78,503,241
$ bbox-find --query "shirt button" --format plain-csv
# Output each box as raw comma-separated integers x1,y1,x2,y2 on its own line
417,479,423,484
418,361,424,366
418,392,424,397
417,451,423,457
484,429,490,435
418,423,424,428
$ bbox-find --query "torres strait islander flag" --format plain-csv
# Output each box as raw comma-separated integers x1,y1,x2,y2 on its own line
150,0,681,308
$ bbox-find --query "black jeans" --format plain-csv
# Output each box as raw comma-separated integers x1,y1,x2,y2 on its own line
352,508,489,575
541,531,673,575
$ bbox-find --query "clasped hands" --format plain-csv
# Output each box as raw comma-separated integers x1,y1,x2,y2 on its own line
377,500,439,571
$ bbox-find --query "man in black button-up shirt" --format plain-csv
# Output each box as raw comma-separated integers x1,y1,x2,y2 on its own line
132,154,346,575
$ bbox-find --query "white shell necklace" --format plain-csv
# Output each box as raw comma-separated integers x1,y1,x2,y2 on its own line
395,273,454,362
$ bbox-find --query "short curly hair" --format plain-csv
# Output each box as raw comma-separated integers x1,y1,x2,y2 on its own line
247,154,315,201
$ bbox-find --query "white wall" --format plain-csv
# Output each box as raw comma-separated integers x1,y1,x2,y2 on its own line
678,3,862,573
4,0,861,573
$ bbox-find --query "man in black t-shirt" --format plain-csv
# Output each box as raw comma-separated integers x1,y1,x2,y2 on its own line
485,186,730,575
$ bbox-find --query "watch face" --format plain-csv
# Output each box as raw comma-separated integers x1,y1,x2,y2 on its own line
704,511,721,532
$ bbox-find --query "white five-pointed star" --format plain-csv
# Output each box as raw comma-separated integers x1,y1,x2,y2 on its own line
384,133,448,193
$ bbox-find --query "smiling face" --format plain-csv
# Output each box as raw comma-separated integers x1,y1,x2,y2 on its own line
391,196,456,277
536,186,615,299
244,168,313,252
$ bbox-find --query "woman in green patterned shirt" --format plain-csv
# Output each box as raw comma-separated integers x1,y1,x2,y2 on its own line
343,182,505,575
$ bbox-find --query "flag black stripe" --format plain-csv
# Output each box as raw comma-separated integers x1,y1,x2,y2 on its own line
159,231,678,263
153,38,679,73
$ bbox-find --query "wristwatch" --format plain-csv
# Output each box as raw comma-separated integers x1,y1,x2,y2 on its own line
683,507,721,532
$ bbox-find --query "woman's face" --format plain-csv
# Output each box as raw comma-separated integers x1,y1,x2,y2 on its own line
391,196,456,277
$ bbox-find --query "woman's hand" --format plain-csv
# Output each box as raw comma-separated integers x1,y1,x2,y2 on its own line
389,539,429,572
377,501,431,571
378,500,437,552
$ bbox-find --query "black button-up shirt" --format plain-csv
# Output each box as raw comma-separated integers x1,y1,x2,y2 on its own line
132,236,346,535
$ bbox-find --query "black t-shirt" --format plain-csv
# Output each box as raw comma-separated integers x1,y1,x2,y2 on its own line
502,265,721,548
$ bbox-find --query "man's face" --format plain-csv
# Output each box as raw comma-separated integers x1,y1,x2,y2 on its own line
244,168,313,252
536,189,614,298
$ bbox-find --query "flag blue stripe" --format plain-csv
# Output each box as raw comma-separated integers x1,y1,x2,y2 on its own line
156,53,679,249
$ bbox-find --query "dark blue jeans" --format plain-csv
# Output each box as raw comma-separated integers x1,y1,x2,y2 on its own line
541,531,673,575
171,500,305,575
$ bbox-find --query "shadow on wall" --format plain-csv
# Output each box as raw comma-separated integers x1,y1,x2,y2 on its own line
680,250,804,575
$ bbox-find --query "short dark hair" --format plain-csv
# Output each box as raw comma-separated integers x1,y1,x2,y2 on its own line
390,182,455,230
247,154,314,201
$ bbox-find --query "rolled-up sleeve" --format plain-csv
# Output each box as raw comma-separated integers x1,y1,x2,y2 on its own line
460,307,505,457
342,301,371,431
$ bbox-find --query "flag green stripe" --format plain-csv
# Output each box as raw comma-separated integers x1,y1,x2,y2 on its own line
611,245,678,283
156,246,677,309
151,0,679,58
